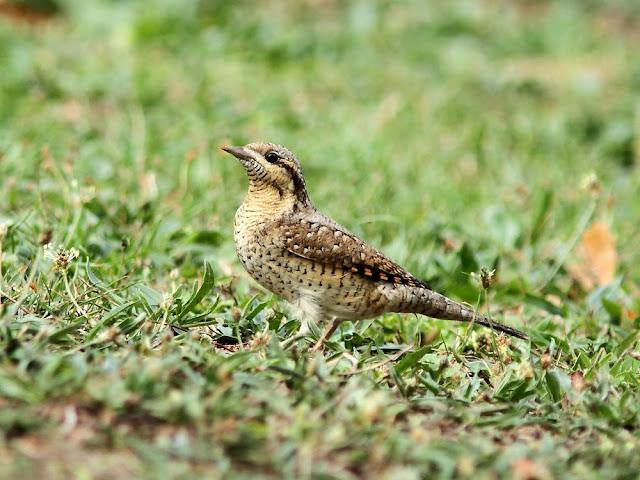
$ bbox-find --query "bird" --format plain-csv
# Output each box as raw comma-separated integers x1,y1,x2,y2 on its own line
222,142,527,349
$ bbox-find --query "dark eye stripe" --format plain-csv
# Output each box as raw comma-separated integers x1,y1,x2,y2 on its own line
276,161,307,199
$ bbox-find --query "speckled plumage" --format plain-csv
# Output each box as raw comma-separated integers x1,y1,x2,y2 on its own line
224,142,527,341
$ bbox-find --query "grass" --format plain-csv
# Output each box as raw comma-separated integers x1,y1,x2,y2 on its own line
1,0,640,478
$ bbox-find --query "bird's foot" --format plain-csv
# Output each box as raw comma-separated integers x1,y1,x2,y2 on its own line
309,318,342,353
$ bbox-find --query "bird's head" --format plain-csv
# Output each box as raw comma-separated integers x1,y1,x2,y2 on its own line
222,142,309,203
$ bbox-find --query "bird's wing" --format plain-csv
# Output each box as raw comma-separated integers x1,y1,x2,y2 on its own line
277,212,430,289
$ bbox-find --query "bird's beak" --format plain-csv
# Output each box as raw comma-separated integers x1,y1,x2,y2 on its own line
221,145,254,163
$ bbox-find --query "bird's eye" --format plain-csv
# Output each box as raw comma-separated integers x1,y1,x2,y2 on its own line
265,151,280,163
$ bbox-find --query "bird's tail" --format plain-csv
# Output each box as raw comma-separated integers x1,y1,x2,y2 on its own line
412,289,528,340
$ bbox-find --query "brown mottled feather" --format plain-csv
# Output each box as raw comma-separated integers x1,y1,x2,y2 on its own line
279,212,430,289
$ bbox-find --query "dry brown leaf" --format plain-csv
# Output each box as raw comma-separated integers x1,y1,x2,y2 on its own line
570,221,617,291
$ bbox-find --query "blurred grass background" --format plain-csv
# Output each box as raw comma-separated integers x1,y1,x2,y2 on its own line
1,0,640,478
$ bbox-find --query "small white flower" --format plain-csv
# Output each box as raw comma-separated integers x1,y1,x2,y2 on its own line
580,172,601,195
44,243,81,272
43,243,56,260
480,267,496,290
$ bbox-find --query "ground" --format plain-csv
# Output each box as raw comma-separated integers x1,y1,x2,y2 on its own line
1,0,639,478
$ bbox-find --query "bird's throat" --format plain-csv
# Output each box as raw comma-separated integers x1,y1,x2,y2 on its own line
244,183,297,217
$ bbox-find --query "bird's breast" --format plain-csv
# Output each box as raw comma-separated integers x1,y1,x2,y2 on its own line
234,204,298,301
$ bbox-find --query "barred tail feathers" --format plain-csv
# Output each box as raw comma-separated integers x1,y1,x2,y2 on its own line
412,289,528,340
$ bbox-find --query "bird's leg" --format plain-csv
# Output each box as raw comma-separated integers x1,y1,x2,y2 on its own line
310,317,343,352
